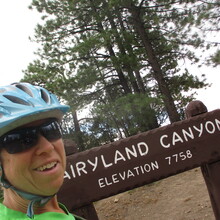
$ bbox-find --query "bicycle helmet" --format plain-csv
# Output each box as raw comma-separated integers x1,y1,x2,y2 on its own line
0,82,70,137
0,82,70,218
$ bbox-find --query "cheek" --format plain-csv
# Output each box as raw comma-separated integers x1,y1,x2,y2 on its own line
56,140,66,167
0,151,11,172
3,157,18,176
1,151,27,181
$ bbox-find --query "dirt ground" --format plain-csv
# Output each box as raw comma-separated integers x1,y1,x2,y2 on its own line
94,168,215,220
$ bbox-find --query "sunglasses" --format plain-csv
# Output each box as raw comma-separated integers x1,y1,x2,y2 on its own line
0,120,62,154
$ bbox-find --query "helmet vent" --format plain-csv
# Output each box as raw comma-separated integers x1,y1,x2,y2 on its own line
14,84,34,97
3,95,31,106
40,89,50,104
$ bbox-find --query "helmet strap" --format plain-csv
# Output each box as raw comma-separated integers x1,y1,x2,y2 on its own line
0,165,54,219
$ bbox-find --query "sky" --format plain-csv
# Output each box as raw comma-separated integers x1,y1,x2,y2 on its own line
0,1,219,112
0,1,40,84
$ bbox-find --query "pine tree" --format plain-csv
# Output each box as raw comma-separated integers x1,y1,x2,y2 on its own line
22,0,213,148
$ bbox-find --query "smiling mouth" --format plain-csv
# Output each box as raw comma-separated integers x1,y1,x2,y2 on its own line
36,161,58,171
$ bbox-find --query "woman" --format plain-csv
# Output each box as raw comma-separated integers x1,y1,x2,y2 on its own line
0,82,84,219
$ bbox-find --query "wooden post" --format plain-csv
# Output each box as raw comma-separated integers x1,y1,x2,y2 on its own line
59,139,99,220
185,100,220,220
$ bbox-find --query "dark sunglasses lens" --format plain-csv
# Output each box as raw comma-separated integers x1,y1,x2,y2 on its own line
41,121,62,141
3,131,38,154
1,121,62,154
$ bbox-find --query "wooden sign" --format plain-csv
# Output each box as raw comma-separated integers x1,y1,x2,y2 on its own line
58,109,220,211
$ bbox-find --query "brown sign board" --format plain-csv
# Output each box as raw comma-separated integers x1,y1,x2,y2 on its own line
58,109,220,210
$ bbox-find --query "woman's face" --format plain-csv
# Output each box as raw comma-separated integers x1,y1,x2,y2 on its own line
0,119,66,196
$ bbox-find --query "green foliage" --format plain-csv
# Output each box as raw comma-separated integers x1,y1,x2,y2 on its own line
91,93,160,136
21,0,216,149
209,50,220,66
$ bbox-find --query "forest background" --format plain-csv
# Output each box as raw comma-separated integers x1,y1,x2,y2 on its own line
4,0,220,151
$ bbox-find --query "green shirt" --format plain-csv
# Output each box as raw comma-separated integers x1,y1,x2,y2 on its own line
0,202,83,220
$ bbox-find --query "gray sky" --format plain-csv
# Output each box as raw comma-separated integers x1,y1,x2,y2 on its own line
0,1,39,84
0,1,219,111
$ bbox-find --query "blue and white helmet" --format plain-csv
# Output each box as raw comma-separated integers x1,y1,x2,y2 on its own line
0,82,70,137
0,82,70,218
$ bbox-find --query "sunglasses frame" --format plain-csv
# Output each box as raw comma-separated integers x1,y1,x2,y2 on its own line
0,119,62,154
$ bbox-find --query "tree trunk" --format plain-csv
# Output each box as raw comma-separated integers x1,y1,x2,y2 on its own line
106,5,159,129
104,3,141,93
72,111,85,151
106,44,132,94
128,3,181,123
89,0,132,94
116,8,146,94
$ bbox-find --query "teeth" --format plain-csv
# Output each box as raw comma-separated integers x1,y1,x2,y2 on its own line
36,162,57,171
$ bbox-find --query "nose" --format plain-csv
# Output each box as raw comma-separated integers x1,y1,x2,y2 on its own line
35,135,55,155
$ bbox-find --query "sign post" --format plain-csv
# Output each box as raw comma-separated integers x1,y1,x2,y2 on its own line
185,101,220,220
62,139,99,220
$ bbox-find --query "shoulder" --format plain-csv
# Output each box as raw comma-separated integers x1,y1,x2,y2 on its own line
0,203,25,219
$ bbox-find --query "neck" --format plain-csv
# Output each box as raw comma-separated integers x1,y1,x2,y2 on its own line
3,188,65,215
